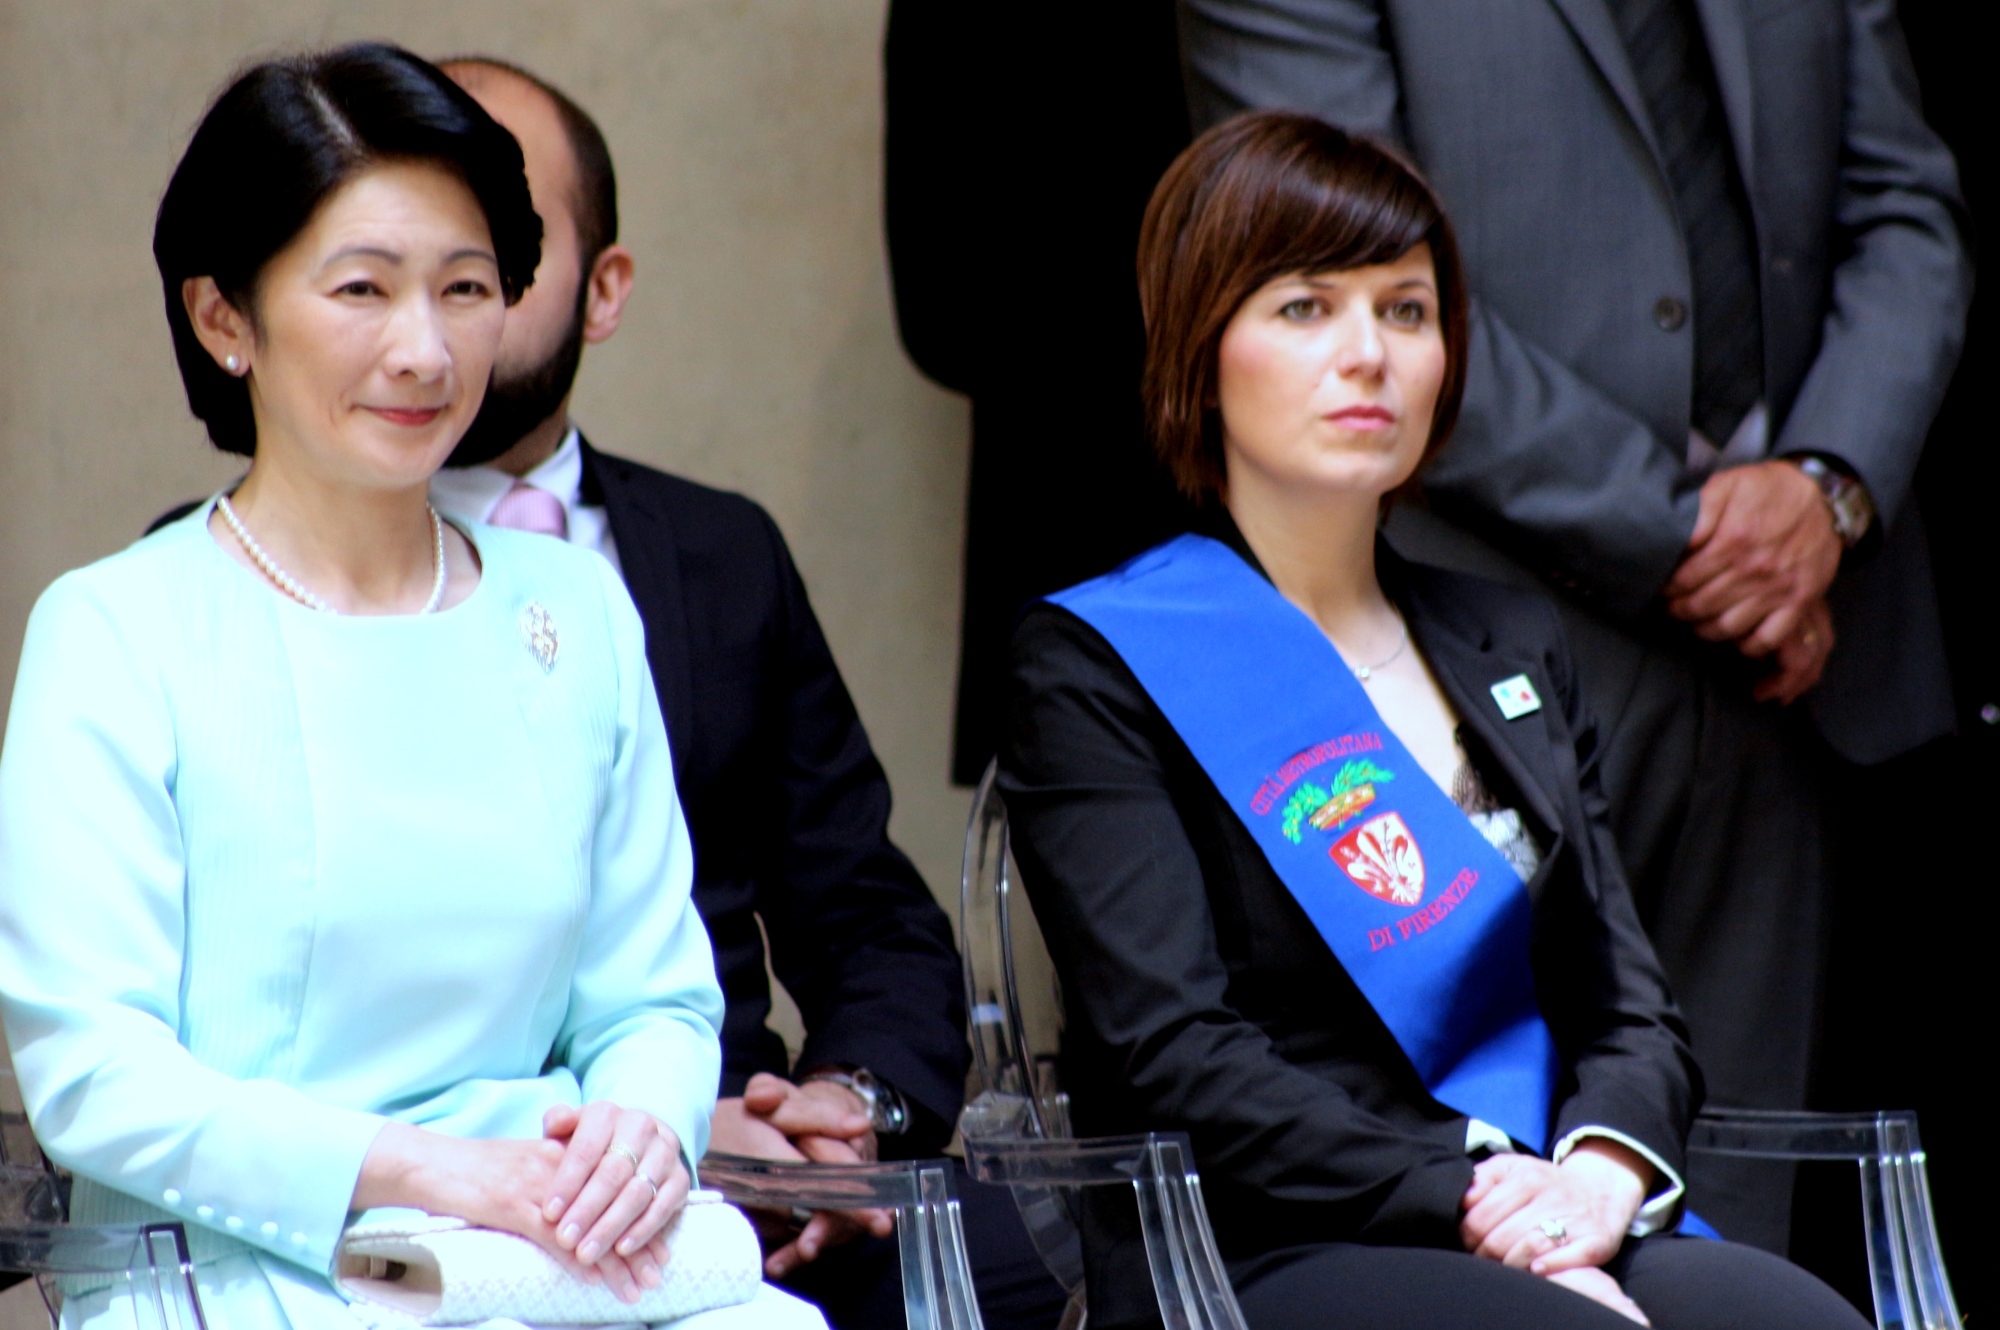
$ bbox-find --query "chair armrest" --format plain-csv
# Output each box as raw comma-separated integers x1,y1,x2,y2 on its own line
699,1152,957,1212
963,1134,1200,1188
1688,1108,1920,1161
698,1154,983,1330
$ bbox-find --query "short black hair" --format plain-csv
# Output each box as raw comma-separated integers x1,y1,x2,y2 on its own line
153,42,543,456
438,57,620,271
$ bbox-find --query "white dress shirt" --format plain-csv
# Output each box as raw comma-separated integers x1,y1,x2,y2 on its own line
430,425,622,576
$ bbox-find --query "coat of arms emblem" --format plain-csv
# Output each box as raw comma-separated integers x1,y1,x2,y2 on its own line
1330,812,1426,905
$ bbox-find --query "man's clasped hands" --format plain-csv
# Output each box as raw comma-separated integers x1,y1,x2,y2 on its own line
1460,1137,1657,1325
1667,459,1845,705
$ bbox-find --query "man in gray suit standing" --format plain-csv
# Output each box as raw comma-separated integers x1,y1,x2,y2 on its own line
1178,0,1970,1249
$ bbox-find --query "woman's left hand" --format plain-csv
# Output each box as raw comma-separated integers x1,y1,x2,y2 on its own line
1459,1138,1650,1275
541,1102,692,1294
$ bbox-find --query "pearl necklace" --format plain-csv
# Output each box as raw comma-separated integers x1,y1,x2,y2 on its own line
216,494,447,615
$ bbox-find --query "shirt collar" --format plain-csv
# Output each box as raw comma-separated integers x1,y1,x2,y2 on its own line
429,425,583,525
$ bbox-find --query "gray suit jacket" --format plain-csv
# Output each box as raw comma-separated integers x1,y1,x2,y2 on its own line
1180,0,1972,762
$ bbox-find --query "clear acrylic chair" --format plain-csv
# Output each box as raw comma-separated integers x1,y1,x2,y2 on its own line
1687,1109,1960,1330
699,1151,982,1330
959,760,1250,1330
1,1070,210,1330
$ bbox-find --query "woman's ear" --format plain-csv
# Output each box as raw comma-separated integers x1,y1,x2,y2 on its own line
182,277,252,376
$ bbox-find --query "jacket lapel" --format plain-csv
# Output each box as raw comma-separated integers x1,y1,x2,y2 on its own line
581,438,695,782
1547,0,1758,195
1389,559,1569,872
1544,0,1669,172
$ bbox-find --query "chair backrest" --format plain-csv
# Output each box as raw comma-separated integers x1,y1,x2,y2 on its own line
1688,1109,1959,1330
959,761,1067,1137
699,1152,982,1330
959,761,1251,1330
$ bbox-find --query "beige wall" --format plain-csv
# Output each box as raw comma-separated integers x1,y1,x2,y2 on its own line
0,3,973,924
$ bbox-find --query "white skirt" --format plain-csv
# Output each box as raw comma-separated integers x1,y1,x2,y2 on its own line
59,1251,828,1330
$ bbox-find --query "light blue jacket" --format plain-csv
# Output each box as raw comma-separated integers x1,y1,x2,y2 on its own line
0,504,724,1283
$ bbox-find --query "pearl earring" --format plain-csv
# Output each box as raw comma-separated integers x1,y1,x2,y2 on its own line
224,354,241,373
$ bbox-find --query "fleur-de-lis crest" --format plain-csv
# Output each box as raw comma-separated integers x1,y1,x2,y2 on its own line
521,601,559,672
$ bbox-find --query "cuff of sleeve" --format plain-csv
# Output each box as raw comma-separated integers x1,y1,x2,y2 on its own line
175,1095,387,1275
1464,1118,1516,1157
1551,1125,1685,1237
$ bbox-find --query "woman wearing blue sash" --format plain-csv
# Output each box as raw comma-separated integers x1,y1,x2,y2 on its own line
999,113,1864,1328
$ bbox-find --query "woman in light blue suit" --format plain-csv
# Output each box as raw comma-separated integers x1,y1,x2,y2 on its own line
0,44,820,1330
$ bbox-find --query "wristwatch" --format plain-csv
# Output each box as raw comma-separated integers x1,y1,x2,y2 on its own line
1788,455,1875,547
801,1066,910,1136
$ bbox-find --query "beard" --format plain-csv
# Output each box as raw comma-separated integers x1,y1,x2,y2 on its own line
445,294,587,469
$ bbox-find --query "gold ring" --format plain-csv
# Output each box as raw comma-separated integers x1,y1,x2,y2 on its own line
1802,629,1818,647
635,1171,660,1202
607,1141,643,1171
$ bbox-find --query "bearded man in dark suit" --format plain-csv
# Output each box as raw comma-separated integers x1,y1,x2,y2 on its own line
426,57,1065,1330
1176,0,1973,1251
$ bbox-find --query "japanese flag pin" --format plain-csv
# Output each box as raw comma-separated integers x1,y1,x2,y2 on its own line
1490,674,1541,720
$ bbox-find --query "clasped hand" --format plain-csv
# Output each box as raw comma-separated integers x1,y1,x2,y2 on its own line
708,1071,894,1277
1666,460,1841,705
1459,1141,1652,1325
356,1101,690,1304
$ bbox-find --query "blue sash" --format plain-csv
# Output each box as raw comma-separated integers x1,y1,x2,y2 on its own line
1051,534,1560,1151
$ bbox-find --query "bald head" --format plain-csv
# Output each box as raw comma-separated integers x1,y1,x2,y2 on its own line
435,57,632,473
441,57,618,271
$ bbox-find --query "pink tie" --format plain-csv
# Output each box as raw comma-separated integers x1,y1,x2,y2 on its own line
489,481,568,539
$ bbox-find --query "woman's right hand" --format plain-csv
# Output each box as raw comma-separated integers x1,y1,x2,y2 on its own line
354,1122,656,1302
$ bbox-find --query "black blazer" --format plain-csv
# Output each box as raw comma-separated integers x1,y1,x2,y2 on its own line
1000,529,1700,1257
578,442,968,1152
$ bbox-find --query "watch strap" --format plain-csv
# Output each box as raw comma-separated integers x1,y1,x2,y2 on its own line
1789,455,1874,547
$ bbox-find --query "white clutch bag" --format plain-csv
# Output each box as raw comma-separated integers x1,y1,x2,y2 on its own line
335,1189,763,1326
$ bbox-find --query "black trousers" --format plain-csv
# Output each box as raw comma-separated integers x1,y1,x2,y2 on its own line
776,1159,1069,1330
1231,1235,1868,1329
1555,599,1828,1255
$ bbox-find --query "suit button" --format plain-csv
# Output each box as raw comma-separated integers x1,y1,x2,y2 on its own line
1772,255,1795,275
1653,297,1688,331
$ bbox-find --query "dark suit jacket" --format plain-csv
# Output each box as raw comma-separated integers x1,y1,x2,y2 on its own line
1180,0,1973,763
1000,529,1699,1258
588,445,980,1152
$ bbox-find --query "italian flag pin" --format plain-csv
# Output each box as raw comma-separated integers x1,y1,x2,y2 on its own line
1490,674,1541,720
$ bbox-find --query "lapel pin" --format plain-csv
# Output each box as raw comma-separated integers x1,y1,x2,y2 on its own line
1490,674,1541,720
521,601,559,673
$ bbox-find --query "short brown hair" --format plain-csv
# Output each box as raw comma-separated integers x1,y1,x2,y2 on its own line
1136,112,1468,502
